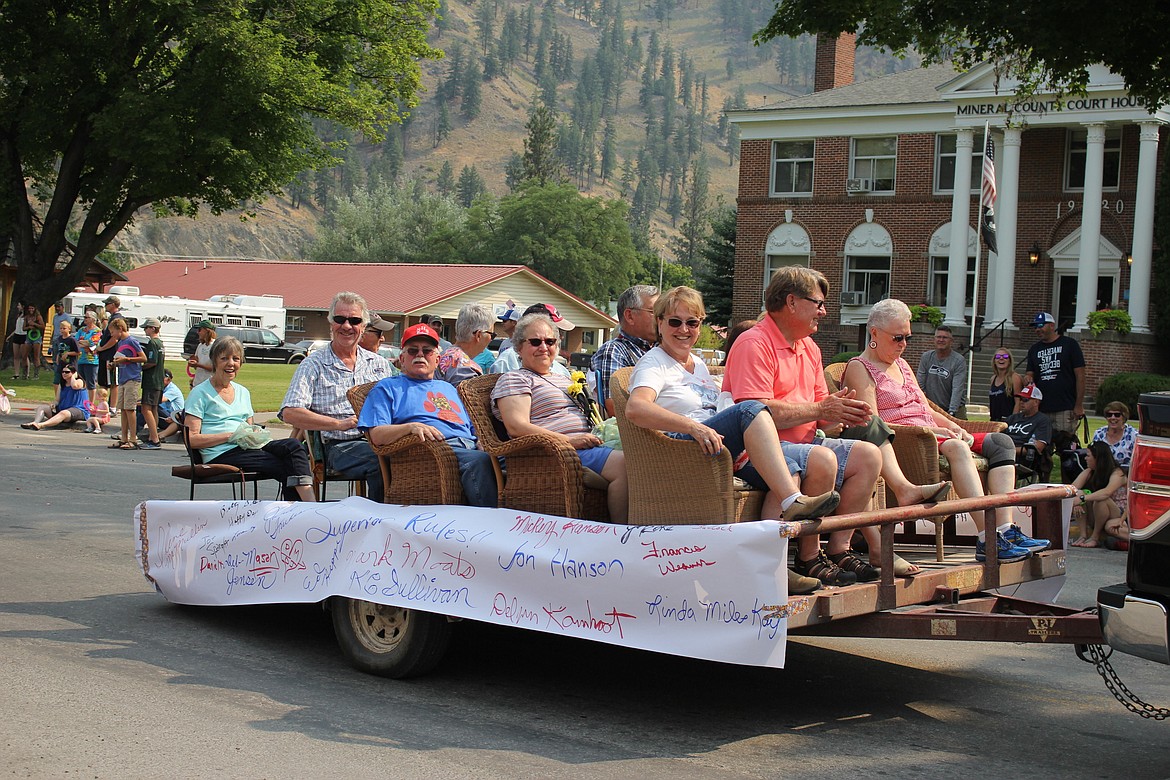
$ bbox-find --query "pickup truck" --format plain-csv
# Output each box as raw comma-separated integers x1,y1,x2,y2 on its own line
1097,390,1170,665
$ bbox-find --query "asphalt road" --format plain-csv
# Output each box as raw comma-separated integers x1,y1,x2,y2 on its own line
2,412,1169,779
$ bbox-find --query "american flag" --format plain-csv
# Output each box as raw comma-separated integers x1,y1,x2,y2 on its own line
981,130,997,208
980,126,998,253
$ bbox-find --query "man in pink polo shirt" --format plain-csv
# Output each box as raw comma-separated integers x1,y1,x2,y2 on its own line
724,266,883,587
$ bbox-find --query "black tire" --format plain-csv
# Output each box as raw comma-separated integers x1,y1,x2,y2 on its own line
288,353,305,364
330,597,453,678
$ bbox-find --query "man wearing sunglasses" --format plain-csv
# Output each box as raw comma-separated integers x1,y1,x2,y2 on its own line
723,266,885,587
592,284,658,417
280,292,394,499
357,323,497,507
916,324,967,419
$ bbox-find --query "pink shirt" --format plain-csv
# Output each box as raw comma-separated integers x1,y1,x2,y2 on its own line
722,314,825,443
852,356,935,427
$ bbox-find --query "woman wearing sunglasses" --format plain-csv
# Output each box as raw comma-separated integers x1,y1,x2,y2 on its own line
491,312,629,522
20,363,91,431
988,347,1023,422
842,299,1049,562
1092,401,1137,471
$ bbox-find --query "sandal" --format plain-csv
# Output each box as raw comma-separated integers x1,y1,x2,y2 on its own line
921,481,952,503
108,441,128,449
20,422,38,430
120,442,139,450
828,550,880,583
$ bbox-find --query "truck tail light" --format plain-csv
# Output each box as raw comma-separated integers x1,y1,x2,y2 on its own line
1128,438,1170,537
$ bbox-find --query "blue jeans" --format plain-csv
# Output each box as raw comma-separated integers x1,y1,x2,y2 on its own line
448,439,499,508
666,401,813,490
326,438,383,500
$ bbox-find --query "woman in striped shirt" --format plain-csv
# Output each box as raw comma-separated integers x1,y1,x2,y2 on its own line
491,312,629,522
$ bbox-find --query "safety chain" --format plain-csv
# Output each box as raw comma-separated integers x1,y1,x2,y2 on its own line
1076,642,1170,720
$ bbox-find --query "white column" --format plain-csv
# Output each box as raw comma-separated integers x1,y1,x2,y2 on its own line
1129,122,1160,333
945,129,974,326
1074,123,1106,331
992,126,1021,328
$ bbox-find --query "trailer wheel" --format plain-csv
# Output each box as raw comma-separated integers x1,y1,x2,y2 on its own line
330,597,452,678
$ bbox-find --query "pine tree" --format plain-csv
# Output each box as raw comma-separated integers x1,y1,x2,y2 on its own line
695,207,736,327
461,60,483,120
457,165,487,207
436,161,455,196
435,101,452,146
674,155,710,268
600,120,617,182
475,0,495,55
521,101,565,186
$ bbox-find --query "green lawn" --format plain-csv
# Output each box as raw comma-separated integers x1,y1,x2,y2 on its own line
7,360,298,412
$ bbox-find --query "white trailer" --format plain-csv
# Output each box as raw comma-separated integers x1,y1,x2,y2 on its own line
64,285,286,357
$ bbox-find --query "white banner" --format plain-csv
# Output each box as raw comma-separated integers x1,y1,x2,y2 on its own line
135,498,803,668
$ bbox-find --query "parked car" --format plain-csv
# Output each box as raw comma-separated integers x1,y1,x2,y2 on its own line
1097,390,1170,665
377,345,401,364
292,339,330,355
216,327,307,364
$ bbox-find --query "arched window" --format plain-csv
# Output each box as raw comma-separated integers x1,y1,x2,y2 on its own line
842,222,893,310
763,222,811,304
927,223,978,314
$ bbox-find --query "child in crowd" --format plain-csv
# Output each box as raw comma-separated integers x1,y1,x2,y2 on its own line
85,388,112,434
109,318,146,449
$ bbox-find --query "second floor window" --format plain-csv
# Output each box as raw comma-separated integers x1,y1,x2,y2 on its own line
851,137,897,193
935,133,986,193
771,140,814,196
1066,128,1121,191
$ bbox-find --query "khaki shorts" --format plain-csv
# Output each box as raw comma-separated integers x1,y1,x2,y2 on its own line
119,379,142,410
1048,409,1081,435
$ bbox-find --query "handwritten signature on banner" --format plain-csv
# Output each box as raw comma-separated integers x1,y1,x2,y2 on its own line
137,498,795,668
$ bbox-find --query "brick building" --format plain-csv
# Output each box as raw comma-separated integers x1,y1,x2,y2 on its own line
728,36,1168,398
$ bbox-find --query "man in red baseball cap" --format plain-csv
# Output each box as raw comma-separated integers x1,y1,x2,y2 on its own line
356,322,497,506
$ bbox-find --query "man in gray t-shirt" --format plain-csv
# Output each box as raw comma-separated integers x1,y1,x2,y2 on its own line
916,325,967,418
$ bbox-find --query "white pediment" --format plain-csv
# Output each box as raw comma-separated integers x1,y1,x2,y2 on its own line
1047,227,1123,260
765,223,811,254
929,223,979,256
941,61,1128,99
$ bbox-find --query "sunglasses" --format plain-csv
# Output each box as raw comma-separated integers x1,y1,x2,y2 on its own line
526,338,559,347
404,345,437,356
664,317,703,329
475,330,496,338
887,333,912,343
801,296,827,311
1105,412,1124,419
994,353,1010,359
332,315,364,326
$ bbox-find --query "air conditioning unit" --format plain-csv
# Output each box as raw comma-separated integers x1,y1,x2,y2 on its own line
840,291,864,306
845,177,872,194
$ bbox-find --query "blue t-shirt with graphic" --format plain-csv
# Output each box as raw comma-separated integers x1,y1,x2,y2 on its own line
357,375,476,441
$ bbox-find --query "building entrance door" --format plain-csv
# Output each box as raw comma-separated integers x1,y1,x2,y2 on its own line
1056,273,1116,331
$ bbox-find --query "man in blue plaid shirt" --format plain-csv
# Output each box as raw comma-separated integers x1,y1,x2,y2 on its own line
280,292,393,499
591,285,658,416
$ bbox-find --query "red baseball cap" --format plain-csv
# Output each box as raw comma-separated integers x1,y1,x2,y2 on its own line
402,322,440,346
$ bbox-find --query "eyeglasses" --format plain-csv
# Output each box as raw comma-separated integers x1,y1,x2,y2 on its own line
404,345,437,356
332,315,364,326
664,317,703,329
994,353,1010,360
801,297,827,311
886,333,912,343
526,337,559,348
1105,412,1124,419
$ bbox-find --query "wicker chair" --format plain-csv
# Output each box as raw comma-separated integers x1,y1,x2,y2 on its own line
347,382,465,506
609,367,765,524
457,373,609,521
825,361,1008,557
305,429,366,502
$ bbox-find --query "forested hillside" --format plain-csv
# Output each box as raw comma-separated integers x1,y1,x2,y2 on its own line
112,0,918,272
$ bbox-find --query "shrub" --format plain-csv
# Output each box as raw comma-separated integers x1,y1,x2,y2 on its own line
828,350,861,364
909,304,944,328
1095,372,1170,414
1086,308,1133,335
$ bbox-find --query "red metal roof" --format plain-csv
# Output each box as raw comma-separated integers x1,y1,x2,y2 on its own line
122,260,610,319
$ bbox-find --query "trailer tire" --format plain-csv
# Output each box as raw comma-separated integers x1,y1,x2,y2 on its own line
330,597,452,678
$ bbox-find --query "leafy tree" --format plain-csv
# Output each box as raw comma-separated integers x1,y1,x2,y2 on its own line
754,1,1170,109
1,0,439,311
456,165,487,207
309,181,466,265
468,183,640,302
436,161,456,197
520,103,565,186
694,207,736,327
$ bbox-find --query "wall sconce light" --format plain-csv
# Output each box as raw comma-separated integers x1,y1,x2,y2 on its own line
1028,242,1041,266
1127,249,1134,267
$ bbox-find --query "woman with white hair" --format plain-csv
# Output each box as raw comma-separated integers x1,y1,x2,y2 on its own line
438,303,494,386
842,298,1049,564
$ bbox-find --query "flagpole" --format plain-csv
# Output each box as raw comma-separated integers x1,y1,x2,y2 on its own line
967,121,990,409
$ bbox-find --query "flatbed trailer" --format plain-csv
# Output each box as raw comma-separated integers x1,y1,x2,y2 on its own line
137,484,1105,679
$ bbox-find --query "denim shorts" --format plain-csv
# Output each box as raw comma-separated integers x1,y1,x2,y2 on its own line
784,437,856,489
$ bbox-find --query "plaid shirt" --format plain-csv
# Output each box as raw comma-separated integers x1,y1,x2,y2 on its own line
279,345,392,441
591,330,653,410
